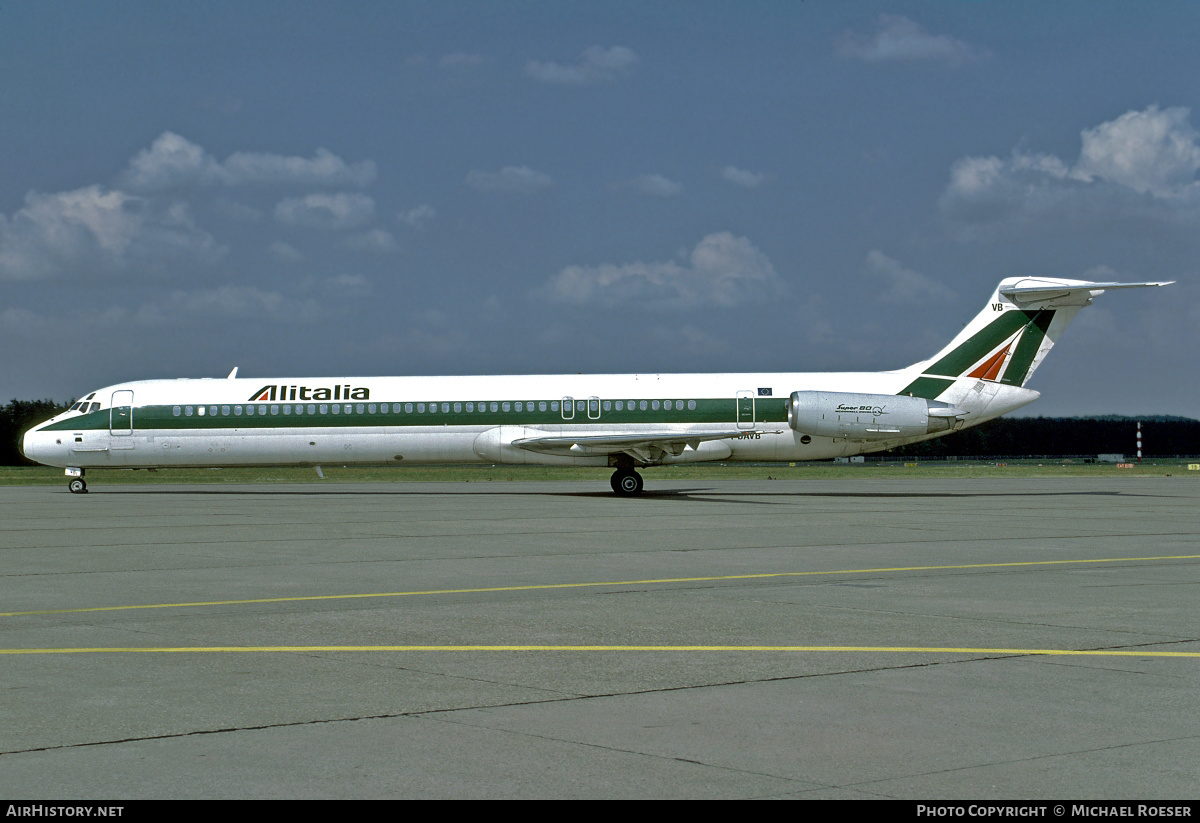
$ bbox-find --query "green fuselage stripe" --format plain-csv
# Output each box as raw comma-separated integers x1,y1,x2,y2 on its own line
41,397,792,433
895,376,955,400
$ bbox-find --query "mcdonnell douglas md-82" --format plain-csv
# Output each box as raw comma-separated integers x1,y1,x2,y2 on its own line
21,277,1171,496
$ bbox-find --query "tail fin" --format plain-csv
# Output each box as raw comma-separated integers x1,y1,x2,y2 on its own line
898,277,1172,400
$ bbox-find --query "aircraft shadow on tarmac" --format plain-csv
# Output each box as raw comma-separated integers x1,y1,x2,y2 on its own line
93,486,1148,507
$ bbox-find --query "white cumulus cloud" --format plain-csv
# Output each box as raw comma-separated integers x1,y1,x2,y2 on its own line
397,204,436,228
940,105,1200,233
274,193,376,230
626,174,683,197
837,15,985,66
0,185,224,280
538,231,784,310
525,45,638,85
122,132,377,191
721,166,766,188
344,229,398,253
864,251,956,304
466,166,554,192
1074,106,1200,196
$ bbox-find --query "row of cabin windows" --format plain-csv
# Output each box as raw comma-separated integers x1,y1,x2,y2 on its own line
170,399,701,418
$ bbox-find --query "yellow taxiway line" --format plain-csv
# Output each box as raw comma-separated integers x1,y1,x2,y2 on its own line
1,645,1197,657
4,554,1199,619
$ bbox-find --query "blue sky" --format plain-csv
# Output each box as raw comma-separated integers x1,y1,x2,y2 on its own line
3,1,1198,415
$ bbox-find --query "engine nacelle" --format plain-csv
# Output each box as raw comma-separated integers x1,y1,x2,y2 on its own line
787,391,963,441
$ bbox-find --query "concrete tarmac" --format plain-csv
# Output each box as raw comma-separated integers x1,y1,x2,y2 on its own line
1,477,1198,799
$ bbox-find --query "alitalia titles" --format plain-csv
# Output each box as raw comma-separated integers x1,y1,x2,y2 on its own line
249,384,370,402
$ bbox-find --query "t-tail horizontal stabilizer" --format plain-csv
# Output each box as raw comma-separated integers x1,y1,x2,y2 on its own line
999,278,1174,308
899,277,1172,405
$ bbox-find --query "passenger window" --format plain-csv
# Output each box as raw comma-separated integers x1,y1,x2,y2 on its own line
209,406,218,416
441,403,449,413
453,402,462,413
490,402,499,412
198,406,206,416
368,404,376,414
185,406,193,416
234,406,242,415
418,403,425,413
247,405,255,416
652,400,660,411
639,400,648,411
615,401,623,411
356,404,364,414
515,402,522,412
283,405,291,415
319,405,328,414
466,402,474,413
551,401,559,411
173,406,181,417
539,401,547,412
332,404,340,414
258,405,266,415
308,404,316,414
405,403,413,413
603,401,611,411
222,405,230,416
502,402,511,412
271,405,279,415
688,400,696,411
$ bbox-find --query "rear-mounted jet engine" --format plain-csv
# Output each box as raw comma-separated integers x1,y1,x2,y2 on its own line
787,390,965,441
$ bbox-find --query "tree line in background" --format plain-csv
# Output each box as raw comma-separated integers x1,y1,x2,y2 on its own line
2,398,1198,466
883,416,1200,459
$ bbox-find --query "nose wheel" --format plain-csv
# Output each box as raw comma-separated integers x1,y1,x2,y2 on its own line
610,469,643,497
68,478,88,494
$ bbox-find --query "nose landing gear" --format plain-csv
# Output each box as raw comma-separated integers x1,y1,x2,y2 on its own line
66,468,87,494
609,468,643,497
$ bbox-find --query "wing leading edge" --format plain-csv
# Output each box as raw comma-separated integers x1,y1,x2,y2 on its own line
511,429,783,463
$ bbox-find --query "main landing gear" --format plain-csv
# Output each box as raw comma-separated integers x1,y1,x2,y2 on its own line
609,468,644,497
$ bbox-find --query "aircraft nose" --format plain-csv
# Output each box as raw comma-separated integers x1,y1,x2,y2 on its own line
20,427,45,464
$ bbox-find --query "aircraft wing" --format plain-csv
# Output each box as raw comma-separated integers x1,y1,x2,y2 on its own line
511,429,782,462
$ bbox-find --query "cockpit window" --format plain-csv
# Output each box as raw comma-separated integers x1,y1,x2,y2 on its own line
85,393,95,401
90,402,101,412
69,402,82,411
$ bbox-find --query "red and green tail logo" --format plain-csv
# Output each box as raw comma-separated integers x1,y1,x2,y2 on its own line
899,309,1055,399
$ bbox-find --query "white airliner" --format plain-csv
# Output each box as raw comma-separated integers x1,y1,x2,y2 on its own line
21,277,1170,495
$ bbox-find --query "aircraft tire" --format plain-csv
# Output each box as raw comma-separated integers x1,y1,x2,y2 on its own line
68,478,87,494
613,469,643,497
